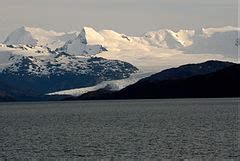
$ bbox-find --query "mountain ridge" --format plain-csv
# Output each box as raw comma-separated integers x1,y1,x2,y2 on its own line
4,26,239,53
0,26,239,100
73,61,239,100
3,26,80,49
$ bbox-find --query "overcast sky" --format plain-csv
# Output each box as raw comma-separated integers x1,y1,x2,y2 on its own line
0,0,238,41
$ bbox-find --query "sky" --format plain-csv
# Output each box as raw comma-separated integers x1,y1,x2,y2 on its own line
0,0,238,41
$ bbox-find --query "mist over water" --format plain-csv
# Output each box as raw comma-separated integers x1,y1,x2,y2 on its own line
0,99,239,159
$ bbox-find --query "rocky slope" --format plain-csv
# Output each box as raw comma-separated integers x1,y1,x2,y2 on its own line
0,43,138,100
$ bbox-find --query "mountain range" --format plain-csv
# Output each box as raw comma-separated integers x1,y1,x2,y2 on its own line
0,26,239,101
72,61,239,100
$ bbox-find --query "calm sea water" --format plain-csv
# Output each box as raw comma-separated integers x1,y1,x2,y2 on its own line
0,98,239,159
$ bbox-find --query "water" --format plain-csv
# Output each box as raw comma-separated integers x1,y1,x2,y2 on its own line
0,98,239,159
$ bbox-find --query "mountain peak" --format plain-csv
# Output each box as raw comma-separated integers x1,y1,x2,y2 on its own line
78,27,104,45
3,26,79,49
4,26,38,46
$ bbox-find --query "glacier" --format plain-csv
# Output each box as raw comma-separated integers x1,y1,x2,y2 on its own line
1,26,239,97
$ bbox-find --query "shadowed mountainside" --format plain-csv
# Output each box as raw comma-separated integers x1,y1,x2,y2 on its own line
70,61,239,100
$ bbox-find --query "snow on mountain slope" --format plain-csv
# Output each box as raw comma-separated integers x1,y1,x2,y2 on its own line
80,27,105,44
59,27,107,55
53,26,238,96
0,44,52,72
96,26,238,72
184,26,240,57
98,47,233,73
1,26,239,96
141,29,194,48
139,26,239,52
0,44,138,95
59,26,239,63
4,26,238,58
0,44,137,75
4,26,79,49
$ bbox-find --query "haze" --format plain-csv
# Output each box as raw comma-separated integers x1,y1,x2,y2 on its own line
0,0,238,41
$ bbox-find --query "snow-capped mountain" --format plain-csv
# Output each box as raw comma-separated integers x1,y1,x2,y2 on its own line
140,26,240,51
96,26,238,72
4,26,239,61
4,26,79,50
184,26,239,56
59,27,108,55
142,29,195,48
0,26,239,98
0,43,138,99
57,26,239,69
